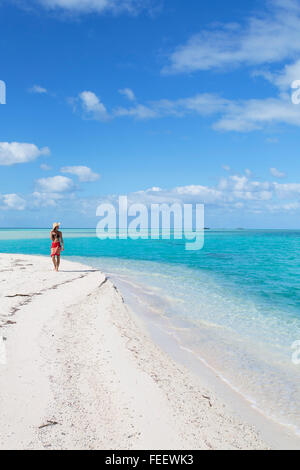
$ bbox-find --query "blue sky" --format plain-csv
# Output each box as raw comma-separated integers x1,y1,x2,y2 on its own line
1,0,300,228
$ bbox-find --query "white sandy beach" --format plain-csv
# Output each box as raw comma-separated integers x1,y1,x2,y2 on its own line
0,253,273,450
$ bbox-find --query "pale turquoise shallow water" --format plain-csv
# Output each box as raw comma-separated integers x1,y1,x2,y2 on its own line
1,229,300,434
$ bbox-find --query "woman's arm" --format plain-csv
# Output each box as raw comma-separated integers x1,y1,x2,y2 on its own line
60,232,64,251
50,231,54,241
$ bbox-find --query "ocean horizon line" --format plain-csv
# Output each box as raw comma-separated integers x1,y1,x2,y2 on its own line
1,227,300,231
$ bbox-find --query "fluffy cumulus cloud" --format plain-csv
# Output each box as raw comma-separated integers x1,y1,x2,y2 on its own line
0,194,26,211
102,170,300,215
32,175,77,207
61,165,100,182
0,142,50,166
36,175,75,193
32,191,64,207
72,89,155,121
76,90,158,121
77,91,109,121
3,167,300,216
163,0,300,74
31,168,99,209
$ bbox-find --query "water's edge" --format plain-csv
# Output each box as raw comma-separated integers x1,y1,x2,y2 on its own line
89,259,300,450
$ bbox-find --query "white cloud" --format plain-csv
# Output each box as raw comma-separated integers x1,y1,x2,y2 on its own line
174,185,224,204
40,163,52,171
0,142,50,166
33,0,150,15
254,57,300,94
274,182,300,198
267,201,300,212
0,194,26,211
73,80,300,131
109,172,300,215
36,175,75,193
117,92,300,131
29,85,48,94
74,91,231,122
164,0,300,74
61,165,100,182
155,94,230,117
32,191,65,207
5,167,300,216
73,90,157,120
270,167,286,178
119,88,136,101
78,91,109,121
114,103,158,119
213,96,300,132
269,59,300,90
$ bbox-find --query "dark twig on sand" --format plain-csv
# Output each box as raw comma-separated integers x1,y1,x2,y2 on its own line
202,395,213,407
0,320,17,328
38,420,59,429
5,294,31,298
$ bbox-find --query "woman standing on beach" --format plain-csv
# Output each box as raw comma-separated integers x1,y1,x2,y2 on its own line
51,222,64,272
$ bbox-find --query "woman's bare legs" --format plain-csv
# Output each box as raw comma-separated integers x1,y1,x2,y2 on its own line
52,256,57,271
56,255,61,271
